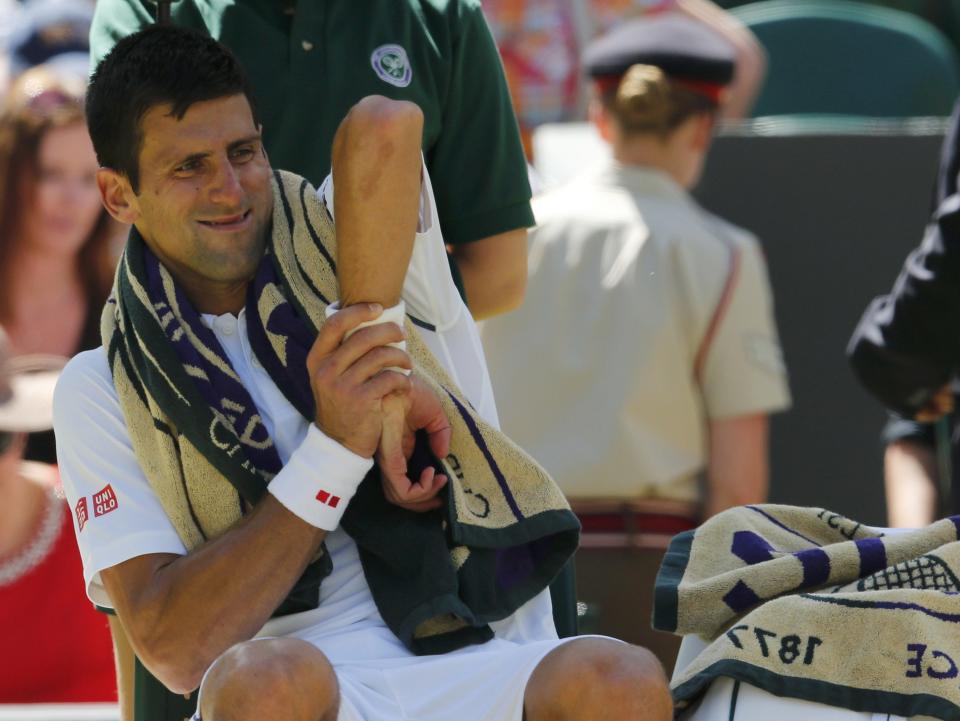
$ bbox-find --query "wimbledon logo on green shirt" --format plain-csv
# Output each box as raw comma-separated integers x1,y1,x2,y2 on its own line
371,44,413,88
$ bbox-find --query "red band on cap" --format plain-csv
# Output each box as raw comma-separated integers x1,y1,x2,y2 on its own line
593,74,724,104
672,78,725,104
593,75,623,95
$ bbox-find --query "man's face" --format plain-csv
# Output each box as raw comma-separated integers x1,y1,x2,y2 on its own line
118,94,273,311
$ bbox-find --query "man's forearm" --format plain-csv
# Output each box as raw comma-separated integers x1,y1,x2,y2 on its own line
329,96,451,510
107,615,135,721
103,495,327,693
332,96,423,307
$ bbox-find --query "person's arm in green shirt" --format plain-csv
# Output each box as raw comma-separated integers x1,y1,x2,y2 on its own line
450,228,528,320
428,1,534,319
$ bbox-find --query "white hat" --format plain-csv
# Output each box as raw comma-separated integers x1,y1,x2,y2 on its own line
3,0,92,76
0,327,64,433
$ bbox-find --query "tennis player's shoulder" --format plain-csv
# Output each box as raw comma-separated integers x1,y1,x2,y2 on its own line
56,347,116,411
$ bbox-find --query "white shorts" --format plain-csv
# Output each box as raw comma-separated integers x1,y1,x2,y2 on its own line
193,631,584,721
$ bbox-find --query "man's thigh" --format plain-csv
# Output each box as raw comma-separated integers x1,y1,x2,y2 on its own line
193,634,573,721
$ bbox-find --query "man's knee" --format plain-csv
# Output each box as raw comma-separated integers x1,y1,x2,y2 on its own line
526,638,673,721
333,95,424,164
199,638,339,721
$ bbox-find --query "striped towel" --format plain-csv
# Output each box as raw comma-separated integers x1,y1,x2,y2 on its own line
655,505,960,719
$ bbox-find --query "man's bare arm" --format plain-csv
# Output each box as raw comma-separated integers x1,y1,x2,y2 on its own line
333,96,423,308
106,615,135,721
101,497,326,694
331,96,450,509
704,413,769,519
450,228,528,320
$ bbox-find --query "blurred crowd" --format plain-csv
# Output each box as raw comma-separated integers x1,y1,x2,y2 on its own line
2,0,960,713
0,0,121,706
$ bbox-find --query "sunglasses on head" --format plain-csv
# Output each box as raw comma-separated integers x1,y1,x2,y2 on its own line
24,88,76,114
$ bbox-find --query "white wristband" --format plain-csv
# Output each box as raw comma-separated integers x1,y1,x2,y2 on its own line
268,424,373,530
325,300,411,375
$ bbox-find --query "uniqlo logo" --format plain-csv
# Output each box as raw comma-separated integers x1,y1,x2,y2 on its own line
93,484,119,518
75,497,88,532
315,489,341,508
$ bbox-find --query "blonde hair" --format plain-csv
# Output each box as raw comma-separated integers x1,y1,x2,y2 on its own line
602,64,717,138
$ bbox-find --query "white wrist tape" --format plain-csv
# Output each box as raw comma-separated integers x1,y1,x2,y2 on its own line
268,424,373,530
325,300,411,375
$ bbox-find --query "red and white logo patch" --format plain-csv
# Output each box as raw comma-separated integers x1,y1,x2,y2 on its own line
75,497,88,532
93,484,119,518
315,489,341,508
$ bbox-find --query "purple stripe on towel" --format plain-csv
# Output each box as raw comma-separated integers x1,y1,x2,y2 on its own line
723,580,761,613
495,547,534,590
444,389,523,522
856,537,888,577
144,250,280,475
794,548,831,588
731,531,775,565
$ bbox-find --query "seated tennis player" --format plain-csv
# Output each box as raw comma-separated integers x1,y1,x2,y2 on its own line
54,25,671,721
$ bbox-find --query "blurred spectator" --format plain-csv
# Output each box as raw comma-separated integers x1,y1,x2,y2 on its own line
483,0,766,157
0,64,120,463
484,13,790,521
481,15,790,660
849,100,960,526
0,0,94,101
90,0,533,321
0,326,116,702
5,0,92,76
0,1,13,99
879,410,954,527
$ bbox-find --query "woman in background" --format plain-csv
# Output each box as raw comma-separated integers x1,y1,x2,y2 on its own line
0,64,119,463
0,326,116,701
481,14,791,669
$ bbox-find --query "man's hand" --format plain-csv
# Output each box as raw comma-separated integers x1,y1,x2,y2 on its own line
376,376,452,511
307,303,413,458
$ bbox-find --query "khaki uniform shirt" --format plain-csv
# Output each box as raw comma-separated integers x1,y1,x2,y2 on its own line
481,162,791,504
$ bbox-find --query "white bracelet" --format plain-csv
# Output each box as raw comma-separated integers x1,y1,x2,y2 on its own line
325,300,411,375
268,424,373,530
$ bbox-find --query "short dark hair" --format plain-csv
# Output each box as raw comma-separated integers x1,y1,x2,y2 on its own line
86,25,259,193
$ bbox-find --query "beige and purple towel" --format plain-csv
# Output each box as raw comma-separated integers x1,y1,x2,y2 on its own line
655,504,960,719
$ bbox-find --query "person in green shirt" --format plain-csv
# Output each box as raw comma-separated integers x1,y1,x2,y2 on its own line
89,0,532,320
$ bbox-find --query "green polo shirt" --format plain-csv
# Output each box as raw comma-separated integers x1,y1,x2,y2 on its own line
89,0,534,247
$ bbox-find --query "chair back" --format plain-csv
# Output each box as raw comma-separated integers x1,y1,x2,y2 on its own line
734,0,959,116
